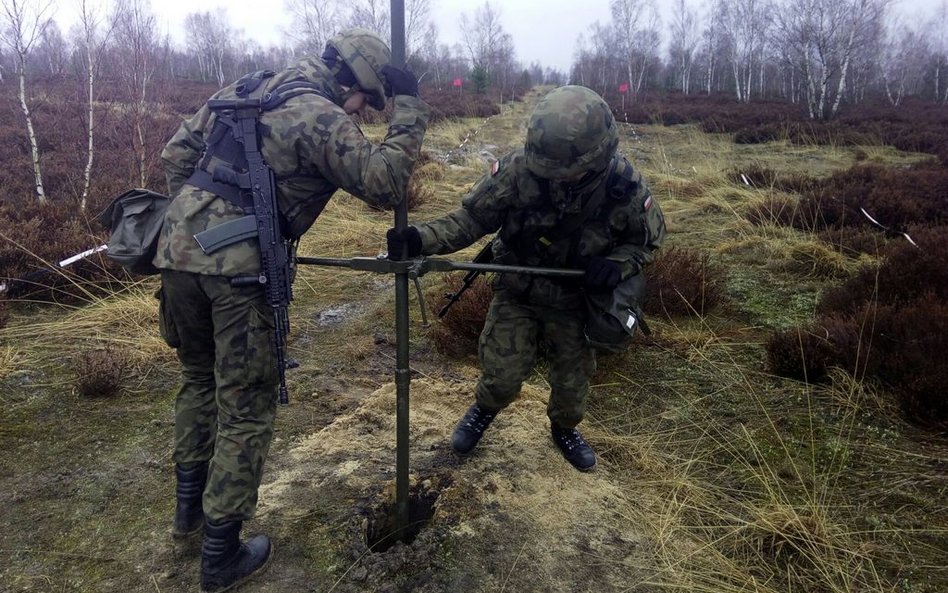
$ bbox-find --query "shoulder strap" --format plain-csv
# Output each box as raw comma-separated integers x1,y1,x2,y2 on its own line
607,156,637,200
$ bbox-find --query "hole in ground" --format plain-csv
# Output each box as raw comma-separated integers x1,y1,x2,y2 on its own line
364,478,444,552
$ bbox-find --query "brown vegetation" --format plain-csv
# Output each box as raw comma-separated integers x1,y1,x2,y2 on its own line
72,344,132,398
611,93,948,157
767,227,948,428
427,273,493,358
643,246,727,317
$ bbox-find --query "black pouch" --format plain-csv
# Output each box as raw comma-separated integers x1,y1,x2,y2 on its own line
584,273,647,353
97,188,171,275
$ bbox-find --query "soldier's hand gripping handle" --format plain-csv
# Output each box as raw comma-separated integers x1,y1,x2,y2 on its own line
386,226,422,261
381,65,419,97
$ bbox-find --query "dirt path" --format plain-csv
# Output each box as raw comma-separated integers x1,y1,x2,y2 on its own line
0,90,654,593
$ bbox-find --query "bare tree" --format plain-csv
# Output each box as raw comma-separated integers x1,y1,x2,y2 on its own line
113,0,157,187
405,0,433,61
934,0,948,103
184,11,234,87
716,0,771,102
774,0,890,119
285,0,339,55
881,18,929,107
459,1,507,75
75,0,114,209
610,0,660,97
347,0,389,38
34,19,66,75
668,0,701,94
697,3,727,94
1,0,53,203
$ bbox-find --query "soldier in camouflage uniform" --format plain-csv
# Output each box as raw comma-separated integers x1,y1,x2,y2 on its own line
387,85,664,472
155,28,430,592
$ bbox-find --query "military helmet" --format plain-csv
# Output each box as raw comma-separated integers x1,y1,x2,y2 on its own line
326,28,391,111
524,85,619,179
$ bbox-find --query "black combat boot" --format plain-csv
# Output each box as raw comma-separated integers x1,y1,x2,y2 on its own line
200,520,272,593
173,462,208,538
451,403,497,455
551,424,597,472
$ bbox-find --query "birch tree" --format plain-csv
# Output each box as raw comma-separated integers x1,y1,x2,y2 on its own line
716,0,771,102
113,0,156,187
668,0,701,94
934,0,948,103
774,0,890,119
75,0,114,209
1,0,52,203
881,19,929,107
184,11,233,87
610,0,660,97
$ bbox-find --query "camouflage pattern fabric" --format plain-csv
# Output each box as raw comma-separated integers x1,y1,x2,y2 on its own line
326,28,390,111
416,149,666,308
524,85,619,180
155,55,430,277
155,50,429,522
415,85,665,425
158,270,277,523
477,288,596,428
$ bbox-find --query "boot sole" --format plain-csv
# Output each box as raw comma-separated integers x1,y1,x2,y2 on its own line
201,545,273,593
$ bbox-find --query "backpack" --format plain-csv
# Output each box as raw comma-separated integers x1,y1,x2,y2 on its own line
96,188,170,276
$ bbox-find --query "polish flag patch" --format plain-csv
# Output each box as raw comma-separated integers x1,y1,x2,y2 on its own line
491,160,500,176
644,195,653,210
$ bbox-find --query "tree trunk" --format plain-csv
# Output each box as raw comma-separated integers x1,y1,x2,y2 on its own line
81,49,95,210
17,58,45,203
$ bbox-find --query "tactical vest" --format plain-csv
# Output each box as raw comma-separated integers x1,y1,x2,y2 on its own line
186,70,330,215
503,155,639,267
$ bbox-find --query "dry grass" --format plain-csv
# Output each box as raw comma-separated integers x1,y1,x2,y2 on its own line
0,95,944,593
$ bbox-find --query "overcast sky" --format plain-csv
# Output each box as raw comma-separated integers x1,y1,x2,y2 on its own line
55,0,946,74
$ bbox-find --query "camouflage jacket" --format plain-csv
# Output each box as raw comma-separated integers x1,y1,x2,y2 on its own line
154,56,430,276
416,149,666,308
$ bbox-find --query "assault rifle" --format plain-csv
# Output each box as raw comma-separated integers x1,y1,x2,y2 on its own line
207,98,292,405
438,239,494,318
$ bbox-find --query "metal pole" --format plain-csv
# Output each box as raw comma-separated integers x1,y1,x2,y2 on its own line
390,0,410,540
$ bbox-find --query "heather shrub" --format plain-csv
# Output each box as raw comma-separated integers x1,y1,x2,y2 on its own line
733,125,783,144
730,164,817,194
427,273,493,358
643,247,727,317
0,201,117,301
746,195,808,228
817,227,886,257
817,225,948,315
795,162,948,235
765,327,836,382
823,297,948,428
73,345,132,398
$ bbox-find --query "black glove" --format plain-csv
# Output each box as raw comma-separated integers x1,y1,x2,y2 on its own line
381,65,419,97
585,257,623,292
386,226,422,260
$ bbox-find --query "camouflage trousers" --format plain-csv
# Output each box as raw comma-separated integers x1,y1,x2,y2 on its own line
158,270,278,523
476,289,597,428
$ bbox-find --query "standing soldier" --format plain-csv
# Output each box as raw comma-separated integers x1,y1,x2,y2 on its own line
155,29,430,592
387,85,664,472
